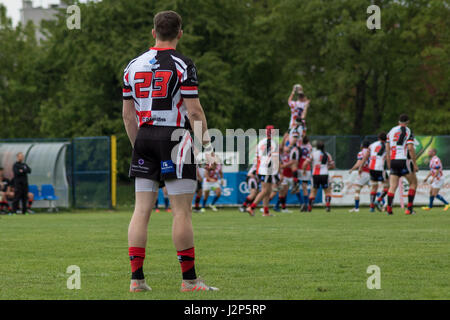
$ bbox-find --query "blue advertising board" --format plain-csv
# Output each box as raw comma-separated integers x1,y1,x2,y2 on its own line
156,172,324,206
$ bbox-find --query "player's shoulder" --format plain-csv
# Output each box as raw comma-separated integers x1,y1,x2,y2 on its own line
168,50,195,67
123,49,151,72
388,125,400,134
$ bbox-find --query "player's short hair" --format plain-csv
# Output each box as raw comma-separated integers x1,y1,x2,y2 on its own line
399,114,409,123
316,140,325,151
303,136,309,144
153,11,182,41
362,140,371,148
378,132,387,141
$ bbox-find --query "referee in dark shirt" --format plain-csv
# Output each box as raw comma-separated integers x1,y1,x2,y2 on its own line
12,152,32,214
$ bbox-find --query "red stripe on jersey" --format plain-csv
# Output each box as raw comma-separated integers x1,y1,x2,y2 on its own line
391,147,396,159
180,86,198,91
125,72,129,83
369,157,376,170
139,111,153,126
123,88,131,93
150,47,175,51
176,98,183,127
313,164,321,175
177,70,182,81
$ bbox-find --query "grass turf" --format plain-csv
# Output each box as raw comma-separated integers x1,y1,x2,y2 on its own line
0,206,448,300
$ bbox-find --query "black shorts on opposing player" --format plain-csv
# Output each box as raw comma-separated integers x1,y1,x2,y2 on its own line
390,160,412,177
130,125,196,182
370,170,385,182
312,175,329,189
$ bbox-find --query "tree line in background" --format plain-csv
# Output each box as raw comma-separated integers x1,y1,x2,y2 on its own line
0,0,448,179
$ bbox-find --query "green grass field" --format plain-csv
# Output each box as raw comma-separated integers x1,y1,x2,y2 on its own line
0,206,449,300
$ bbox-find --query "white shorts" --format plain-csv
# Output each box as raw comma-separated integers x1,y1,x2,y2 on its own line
135,177,196,195
281,177,294,188
299,170,311,182
203,180,221,192
431,179,444,190
355,171,370,186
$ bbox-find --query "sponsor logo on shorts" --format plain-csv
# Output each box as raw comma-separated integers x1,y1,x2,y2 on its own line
161,160,175,174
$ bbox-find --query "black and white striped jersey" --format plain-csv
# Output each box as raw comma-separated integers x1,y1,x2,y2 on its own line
123,47,199,128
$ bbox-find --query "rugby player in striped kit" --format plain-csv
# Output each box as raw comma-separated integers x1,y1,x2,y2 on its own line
348,140,371,213
122,11,218,292
422,148,449,211
302,141,335,212
246,125,280,217
363,132,390,212
288,84,310,129
385,114,418,215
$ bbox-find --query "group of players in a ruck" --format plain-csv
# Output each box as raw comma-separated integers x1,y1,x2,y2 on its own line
239,84,448,216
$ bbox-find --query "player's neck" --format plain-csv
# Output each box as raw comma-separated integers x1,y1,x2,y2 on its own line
153,39,177,50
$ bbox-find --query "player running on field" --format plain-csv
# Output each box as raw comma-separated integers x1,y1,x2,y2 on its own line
361,132,390,212
246,125,279,217
288,84,310,129
202,162,223,212
385,114,418,215
122,11,218,292
348,140,371,213
302,141,335,212
422,148,449,211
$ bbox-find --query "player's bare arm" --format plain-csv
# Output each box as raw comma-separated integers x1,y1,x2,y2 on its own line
288,86,296,104
184,98,210,145
385,143,391,169
301,99,310,119
423,171,432,183
407,144,419,172
328,158,336,170
358,152,370,174
349,159,362,174
122,99,138,147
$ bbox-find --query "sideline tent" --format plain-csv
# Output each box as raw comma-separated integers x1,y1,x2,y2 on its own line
0,142,70,208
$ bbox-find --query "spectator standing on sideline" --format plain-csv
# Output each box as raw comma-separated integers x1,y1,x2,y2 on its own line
12,152,32,214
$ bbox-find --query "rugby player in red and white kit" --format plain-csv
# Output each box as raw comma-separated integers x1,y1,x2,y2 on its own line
348,141,371,213
122,11,218,292
361,132,390,212
246,125,279,217
297,136,313,211
422,149,449,211
385,114,418,215
288,84,310,129
302,141,335,212
278,143,297,213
